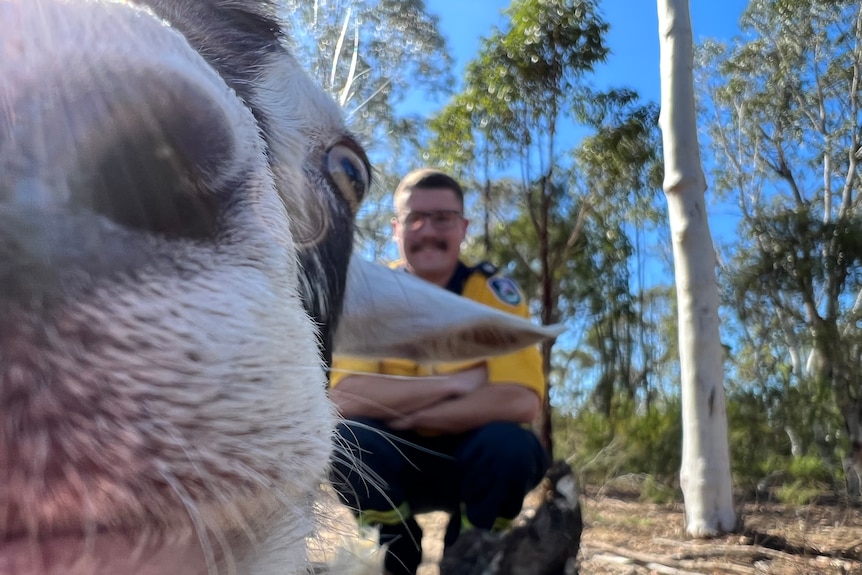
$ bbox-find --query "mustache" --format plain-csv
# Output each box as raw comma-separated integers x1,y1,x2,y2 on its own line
408,239,448,253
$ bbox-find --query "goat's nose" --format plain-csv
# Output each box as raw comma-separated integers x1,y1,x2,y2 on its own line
0,0,248,302
0,1,240,239
1,70,232,239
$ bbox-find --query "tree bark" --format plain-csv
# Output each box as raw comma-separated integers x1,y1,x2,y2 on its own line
537,176,556,459
656,0,736,536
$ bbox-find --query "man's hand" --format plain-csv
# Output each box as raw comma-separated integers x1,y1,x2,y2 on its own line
447,364,488,395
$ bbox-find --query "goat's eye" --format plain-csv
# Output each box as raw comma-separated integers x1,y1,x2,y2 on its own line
325,143,369,213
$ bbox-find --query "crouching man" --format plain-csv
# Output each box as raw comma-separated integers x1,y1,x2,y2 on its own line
329,169,549,575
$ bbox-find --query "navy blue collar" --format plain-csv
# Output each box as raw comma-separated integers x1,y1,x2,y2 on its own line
444,261,472,295
395,260,471,295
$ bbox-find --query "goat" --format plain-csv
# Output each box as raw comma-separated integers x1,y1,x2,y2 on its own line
0,1,561,574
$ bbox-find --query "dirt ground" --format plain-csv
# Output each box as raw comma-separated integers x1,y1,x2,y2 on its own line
313,479,862,574
574,483,862,575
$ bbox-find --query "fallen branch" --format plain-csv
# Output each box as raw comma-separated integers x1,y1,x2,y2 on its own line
651,537,789,562
589,552,704,575
582,541,757,575
649,537,862,573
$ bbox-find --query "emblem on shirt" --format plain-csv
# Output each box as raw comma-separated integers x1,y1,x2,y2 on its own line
488,276,522,306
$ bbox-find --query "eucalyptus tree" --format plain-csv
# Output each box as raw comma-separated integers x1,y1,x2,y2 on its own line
423,0,609,453
698,0,862,491
657,0,736,536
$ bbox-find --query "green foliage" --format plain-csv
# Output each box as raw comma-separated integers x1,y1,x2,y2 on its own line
774,483,823,506
555,396,682,487
726,390,790,492
556,391,849,503
723,383,848,498
574,88,664,221
731,208,862,308
426,0,610,175
640,476,679,505
614,398,682,481
787,455,834,485
425,0,610,176
500,0,609,103
773,457,835,505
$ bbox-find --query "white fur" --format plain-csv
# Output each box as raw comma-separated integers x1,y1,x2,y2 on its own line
1,2,333,573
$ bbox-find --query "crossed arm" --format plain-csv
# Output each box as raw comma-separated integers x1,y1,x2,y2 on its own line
329,365,541,435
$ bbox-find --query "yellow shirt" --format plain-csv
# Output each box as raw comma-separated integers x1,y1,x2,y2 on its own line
330,262,546,400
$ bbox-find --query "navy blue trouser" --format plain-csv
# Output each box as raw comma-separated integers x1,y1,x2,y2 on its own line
330,418,549,575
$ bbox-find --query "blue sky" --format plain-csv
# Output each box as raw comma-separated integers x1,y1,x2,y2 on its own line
427,0,750,104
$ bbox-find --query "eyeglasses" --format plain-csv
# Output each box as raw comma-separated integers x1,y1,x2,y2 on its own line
398,210,463,231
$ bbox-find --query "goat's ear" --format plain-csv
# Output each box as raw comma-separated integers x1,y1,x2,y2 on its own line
334,258,565,361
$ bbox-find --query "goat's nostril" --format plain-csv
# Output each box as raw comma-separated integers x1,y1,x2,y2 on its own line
65,76,235,240
0,71,236,240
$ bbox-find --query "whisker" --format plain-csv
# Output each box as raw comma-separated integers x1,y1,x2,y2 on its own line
327,423,437,553
160,423,262,550
328,367,455,381
340,419,456,461
158,467,224,575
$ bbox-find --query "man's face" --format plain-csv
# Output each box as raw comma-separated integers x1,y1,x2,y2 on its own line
394,187,468,283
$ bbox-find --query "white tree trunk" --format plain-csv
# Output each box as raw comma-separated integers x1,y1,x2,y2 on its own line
656,0,737,537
